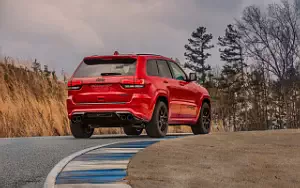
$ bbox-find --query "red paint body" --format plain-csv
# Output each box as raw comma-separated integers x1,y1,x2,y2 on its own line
67,54,210,126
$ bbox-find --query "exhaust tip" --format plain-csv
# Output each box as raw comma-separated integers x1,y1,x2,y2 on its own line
72,116,82,123
120,115,126,121
127,114,133,121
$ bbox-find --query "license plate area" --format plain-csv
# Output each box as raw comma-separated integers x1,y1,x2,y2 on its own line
89,84,112,91
85,112,113,118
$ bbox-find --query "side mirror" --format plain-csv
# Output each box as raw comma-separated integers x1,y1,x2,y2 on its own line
189,73,197,81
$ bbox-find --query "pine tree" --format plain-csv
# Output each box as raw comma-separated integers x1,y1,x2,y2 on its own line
43,65,51,77
32,59,41,73
218,24,246,73
184,26,214,85
218,24,247,131
52,70,57,81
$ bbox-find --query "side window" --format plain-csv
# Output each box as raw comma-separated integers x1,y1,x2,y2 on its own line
168,62,187,81
157,60,173,78
146,60,159,76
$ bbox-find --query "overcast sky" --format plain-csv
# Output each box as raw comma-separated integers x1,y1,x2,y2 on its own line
0,0,281,74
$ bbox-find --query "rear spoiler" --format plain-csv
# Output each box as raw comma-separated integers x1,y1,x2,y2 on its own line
83,55,137,62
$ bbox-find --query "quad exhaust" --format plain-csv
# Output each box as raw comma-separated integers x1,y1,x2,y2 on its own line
116,112,136,122
127,114,133,121
120,115,126,121
72,116,82,123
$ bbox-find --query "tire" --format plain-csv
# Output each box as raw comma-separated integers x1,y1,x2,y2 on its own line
123,127,143,136
146,101,168,138
191,102,211,135
70,122,94,138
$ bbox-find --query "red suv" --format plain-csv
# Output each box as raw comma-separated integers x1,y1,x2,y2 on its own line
67,52,211,138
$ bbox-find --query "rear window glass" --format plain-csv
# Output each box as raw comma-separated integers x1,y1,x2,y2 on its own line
73,58,137,78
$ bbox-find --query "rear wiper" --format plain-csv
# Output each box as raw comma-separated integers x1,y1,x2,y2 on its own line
101,72,122,76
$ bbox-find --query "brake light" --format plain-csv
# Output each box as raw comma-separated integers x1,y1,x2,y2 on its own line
121,79,145,88
67,80,82,90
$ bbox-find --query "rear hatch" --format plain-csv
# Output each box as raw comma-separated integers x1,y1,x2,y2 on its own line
68,56,143,104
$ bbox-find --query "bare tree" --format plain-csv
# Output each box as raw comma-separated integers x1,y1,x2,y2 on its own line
236,0,300,128
237,2,300,80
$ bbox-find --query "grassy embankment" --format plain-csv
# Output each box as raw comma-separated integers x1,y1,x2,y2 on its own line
0,58,223,138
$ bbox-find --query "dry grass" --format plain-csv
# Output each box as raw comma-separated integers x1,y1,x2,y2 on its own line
0,58,69,137
0,58,224,138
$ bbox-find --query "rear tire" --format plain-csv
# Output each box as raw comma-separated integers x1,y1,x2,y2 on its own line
70,122,94,138
123,127,143,136
191,102,211,135
146,101,168,138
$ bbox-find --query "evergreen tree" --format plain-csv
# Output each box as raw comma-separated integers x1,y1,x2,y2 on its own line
32,59,41,73
218,24,246,74
218,24,247,131
52,70,57,81
43,65,51,77
184,26,214,85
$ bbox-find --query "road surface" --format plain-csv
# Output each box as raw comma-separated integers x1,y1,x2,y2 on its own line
0,134,158,188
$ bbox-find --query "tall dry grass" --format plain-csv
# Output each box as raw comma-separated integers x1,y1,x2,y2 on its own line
0,57,223,138
0,58,69,137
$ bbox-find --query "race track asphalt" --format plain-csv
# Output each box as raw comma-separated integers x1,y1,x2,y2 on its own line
0,134,161,188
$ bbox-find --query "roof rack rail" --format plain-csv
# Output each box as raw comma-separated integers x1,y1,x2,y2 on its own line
136,53,162,56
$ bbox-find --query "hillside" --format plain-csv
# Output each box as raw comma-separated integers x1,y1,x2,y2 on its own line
0,58,127,137
0,58,223,138
0,58,69,137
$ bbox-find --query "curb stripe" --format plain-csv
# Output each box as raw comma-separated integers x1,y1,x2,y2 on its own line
59,169,126,177
73,153,135,161
88,149,141,154
54,184,131,188
56,175,127,184
44,142,123,188
55,140,160,186
63,164,128,171
45,134,191,188
67,160,129,166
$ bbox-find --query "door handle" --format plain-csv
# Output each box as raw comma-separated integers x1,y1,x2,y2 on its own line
163,80,168,84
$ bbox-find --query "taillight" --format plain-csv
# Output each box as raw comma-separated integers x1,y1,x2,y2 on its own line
121,79,145,88
67,80,82,90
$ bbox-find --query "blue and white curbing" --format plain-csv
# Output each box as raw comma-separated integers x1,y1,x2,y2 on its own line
44,135,187,188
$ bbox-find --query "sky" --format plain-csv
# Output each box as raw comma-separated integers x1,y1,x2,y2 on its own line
0,0,282,74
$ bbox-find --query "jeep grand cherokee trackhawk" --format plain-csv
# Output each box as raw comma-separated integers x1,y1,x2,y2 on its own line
67,52,211,138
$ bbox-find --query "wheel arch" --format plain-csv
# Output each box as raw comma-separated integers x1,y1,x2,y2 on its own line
156,95,169,108
149,91,169,120
202,97,211,108
195,95,211,121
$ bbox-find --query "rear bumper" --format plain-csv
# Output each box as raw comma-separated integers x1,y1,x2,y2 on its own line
66,94,153,124
71,111,145,127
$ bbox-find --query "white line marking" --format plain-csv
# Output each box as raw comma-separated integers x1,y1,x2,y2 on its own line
65,160,130,168
43,142,121,188
95,147,144,150
44,138,168,188
88,148,142,154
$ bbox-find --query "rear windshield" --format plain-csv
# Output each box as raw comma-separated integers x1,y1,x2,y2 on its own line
73,58,137,78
